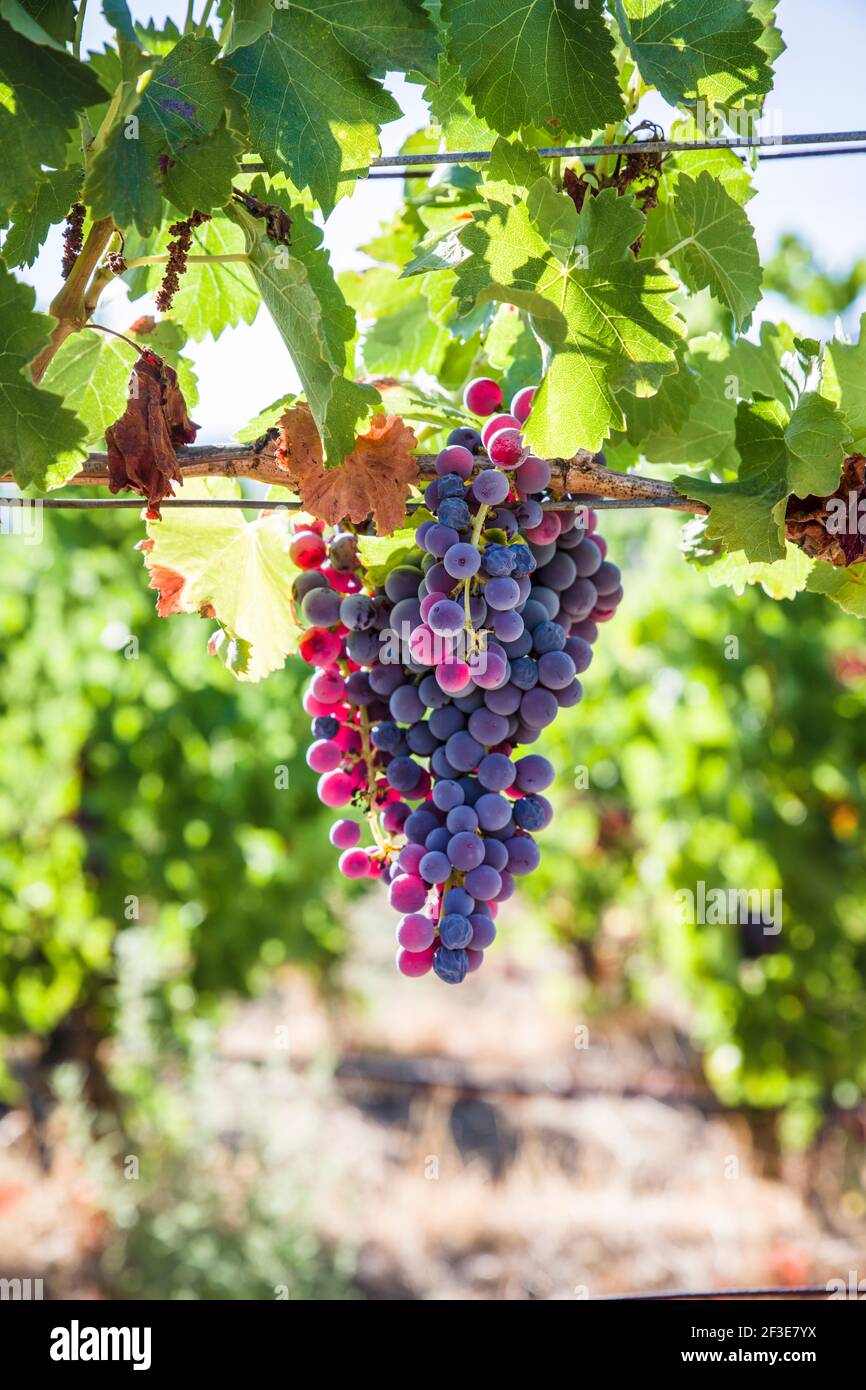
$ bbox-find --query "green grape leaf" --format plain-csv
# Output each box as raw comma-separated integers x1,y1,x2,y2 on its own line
161,119,244,216
102,0,138,42
424,53,496,152
655,115,756,205
0,265,87,489
235,394,297,443
729,320,797,407
440,0,623,139
139,33,235,152
483,303,543,400
822,313,866,455
454,179,685,454
230,199,379,462
0,0,70,48
134,16,182,53
652,172,761,328
140,214,259,341
143,480,303,683
343,267,451,377
226,7,402,214
1,168,82,268
0,22,107,217
84,126,163,236
615,0,774,111
40,331,133,449
357,532,421,586
223,0,274,54
806,560,866,617
313,0,440,80
677,393,850,563
703,543,814,600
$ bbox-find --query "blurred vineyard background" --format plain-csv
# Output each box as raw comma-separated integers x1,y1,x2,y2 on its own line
2,237,866,1300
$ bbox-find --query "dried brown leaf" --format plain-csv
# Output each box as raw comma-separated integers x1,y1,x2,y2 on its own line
277,403,418,535
105,351,199,518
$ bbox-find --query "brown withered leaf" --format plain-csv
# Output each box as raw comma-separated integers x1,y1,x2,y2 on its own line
105,351,199,518
786,454,866,567
277,402,418,535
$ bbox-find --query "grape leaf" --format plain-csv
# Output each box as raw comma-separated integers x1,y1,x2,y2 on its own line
677,394,850,563
102,0,138,43
235,394,297,444
230,199,379,462
161,119,244,216
0,21,107,217
223,0,274,54
440,0,623,139
40,332,134,449
650,172,761,328
729,320,796,407
653,115,755,206
142,479,303,682
424,53,496,152
702,543,814,600
453,178,685,454
822,314,866,455
226,6,402,214
0,265,87,489
313,0,439,80
342,267,451,376
358,533,421,586
483,303,543,399
615,0,774,111
140,33,235,151
278,401,418,534
0,0,70,48
806,560,866,617
84,128,164,236
134,15,182,54
1,168,82,268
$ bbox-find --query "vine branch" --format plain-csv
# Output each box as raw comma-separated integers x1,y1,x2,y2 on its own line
1,444,706,514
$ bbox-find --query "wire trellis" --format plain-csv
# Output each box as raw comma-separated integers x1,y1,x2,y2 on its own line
13,495,689,513
239,127,866,179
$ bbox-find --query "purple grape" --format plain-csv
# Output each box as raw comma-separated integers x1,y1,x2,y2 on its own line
397,913,436,951
404,808,440,842
538,650,576,689
467,707,509,746
425,826,451,853
464,864,502,900
446,805,479,834
419,672,451,708
557,677,583,707
438,473,468,499
573,539,603,577
419,850,452,884
432,778,464,812
516,498,543,529
484,684,522,716
594,561,622,596
345,671,375,705
536,551,577,591
428,598,465,636
339,593,377,630
531,586,560,620
494,870,515,902
301,586,343,626
492,609,524,642
447,832,485,870
501,630,533,659
510,656,538,691
433,946,468,984
485,576,520,611
444,886,475,916
390,684,426,724
407,721,440,756
514,796,546,830
436,444,474,479
472,470,510,505
475,792,512,831
564,636,593,674
491,508,519,538
439,913,473,949
469,914,497,949
389,874,428,912
515,456,551,493
454,686,485,713
520,686,558,728
532,621,566,655
483,837,509,872
478,752,515,790
514,755,554,793
426,524,460,558
369,662,405,697
385,566,423,603
437,496,472,529
398,842,425,875
429,705,465,740
505,835,540,875
431,747,459,779
445,730,484,772
444,543,481,579
371,720,403,754
446,426,483,453
346,630,380,665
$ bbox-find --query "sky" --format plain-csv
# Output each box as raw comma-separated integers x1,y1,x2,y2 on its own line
20,0,866,445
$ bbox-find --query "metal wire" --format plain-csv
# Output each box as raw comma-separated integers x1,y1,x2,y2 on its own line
239,128,866,179
244,141,866,181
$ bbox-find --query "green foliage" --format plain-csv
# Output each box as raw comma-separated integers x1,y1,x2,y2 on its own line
530,510,866,1118
0,509,345,1048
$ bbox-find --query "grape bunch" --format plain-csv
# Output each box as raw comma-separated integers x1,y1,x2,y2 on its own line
291,377,623,984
